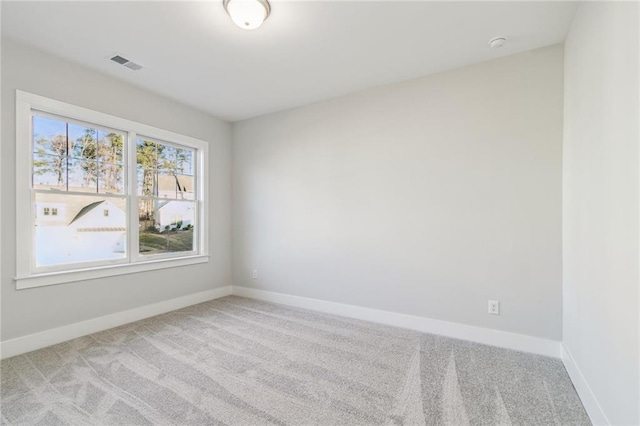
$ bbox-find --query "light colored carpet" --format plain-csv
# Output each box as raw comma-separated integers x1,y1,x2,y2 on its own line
1,296,590,425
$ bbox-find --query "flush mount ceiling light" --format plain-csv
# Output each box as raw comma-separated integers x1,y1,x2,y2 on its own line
223,0,271,30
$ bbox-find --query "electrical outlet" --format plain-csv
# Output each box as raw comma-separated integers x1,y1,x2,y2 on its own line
252,269,258,279
488,300,500,315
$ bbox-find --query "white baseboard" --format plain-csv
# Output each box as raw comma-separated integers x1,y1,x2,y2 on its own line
0,286,232,360
231,286,562,358
0,283,607,423
561,344,609,425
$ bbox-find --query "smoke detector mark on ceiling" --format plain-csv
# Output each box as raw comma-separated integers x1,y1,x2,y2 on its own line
488,37,507,49
109,54,143,71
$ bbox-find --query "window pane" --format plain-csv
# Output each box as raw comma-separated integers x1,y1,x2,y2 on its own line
137,139,157,196
69,124,98,160
68,159,98,192
33,115,67,156
176,174,195,200
33,153,66,190
176,148,194,175
157,174,179,199
35,193,127,267
98,162,124,194
138,200,195,255
97,130,124,164
158,144,176,175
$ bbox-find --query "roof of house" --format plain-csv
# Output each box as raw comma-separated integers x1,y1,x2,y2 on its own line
69,200,105,225
158,174,193,193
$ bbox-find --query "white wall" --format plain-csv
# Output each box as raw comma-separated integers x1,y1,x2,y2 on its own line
1,39,232,341
232,45,564,340
562,2,639,424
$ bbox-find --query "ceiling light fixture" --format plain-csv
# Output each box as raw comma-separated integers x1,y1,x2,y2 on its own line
223,0,271,30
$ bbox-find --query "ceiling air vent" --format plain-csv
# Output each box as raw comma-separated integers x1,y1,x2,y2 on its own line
109,54,143,71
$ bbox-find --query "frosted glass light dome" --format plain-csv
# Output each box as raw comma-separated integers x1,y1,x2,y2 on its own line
224,0,271,30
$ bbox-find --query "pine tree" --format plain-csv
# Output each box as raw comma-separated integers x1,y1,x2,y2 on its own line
73,128,98,188
34,134,68,187
100,132,124,191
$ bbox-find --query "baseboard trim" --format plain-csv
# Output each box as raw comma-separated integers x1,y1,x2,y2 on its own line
231,286,562,358
561,344,609,425
1,284,564,361
0,286,232,360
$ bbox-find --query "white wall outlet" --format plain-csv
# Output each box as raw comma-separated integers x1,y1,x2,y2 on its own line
252,269,258,279
488,300,500,315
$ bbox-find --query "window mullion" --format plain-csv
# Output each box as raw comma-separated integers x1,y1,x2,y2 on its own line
128,131,140,263
198,144,208,255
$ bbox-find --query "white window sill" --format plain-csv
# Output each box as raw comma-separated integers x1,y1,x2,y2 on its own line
14,255,209,290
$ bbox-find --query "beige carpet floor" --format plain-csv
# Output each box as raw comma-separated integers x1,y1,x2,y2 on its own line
1,296,590,425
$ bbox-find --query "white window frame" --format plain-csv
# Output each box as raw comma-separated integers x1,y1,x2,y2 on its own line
15,90,209,289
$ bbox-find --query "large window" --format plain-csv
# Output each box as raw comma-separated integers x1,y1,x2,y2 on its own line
16,91,209,289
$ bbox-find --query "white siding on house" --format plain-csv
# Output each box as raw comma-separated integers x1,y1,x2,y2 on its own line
36,200,127,267
157,201,195,230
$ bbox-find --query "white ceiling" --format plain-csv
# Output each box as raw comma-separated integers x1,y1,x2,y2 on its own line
2,1,578,122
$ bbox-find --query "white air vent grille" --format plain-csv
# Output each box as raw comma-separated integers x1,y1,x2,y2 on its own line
123,62,143,71
109,54,143,71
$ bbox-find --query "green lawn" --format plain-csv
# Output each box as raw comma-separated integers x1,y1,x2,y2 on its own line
139,229,194,254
